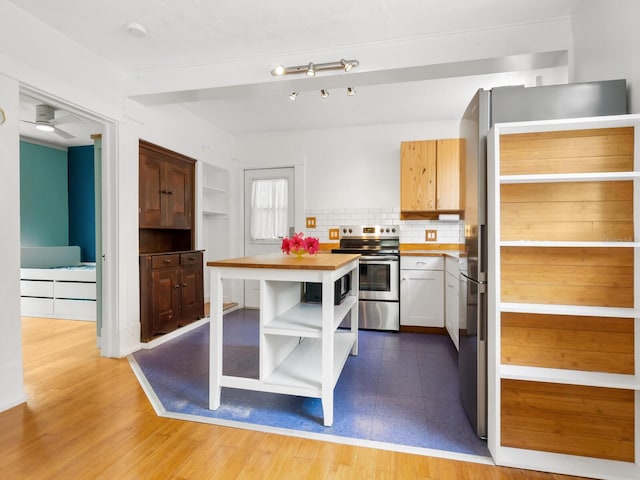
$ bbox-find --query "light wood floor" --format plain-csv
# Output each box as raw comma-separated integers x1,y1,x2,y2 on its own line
0,317,587,479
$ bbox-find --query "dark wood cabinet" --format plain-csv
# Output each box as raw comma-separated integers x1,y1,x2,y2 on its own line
140,251,204,342
139,140,202,342
139,141,194,230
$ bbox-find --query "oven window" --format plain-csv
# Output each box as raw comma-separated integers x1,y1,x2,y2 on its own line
360,263,391,292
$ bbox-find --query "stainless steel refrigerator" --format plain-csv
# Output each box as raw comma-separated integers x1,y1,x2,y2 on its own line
458,79,627,439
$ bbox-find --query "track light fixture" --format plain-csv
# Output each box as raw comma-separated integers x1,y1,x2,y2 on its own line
306,63,316,77
288,87,356,101
271,58,359,76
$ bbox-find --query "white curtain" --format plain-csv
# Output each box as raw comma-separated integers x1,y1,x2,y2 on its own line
250,178,288,240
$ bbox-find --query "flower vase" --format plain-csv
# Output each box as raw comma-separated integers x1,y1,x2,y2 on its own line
293,249,306,258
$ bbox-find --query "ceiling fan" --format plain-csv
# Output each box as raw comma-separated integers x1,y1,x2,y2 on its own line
21,104,78,139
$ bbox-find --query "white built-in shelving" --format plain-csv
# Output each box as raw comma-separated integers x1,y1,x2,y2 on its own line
488,114,640,480
199,163,232,305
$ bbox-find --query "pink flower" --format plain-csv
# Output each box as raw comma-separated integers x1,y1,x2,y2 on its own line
305,236,319,254
281,232,320,255
281,237,291,254
289,232,306,252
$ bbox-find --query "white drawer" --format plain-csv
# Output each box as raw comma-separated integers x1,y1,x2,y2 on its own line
21,280,54,297
21,297,54,315
400,256,443,270
54,299,96,320
54,281,96,300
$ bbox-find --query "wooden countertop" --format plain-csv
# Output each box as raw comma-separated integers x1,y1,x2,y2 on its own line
207,252,360,271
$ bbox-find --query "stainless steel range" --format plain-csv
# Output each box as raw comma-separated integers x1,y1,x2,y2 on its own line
332,225,400,331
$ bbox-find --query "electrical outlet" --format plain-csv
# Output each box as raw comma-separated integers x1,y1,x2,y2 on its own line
305,217,316,229
329,228,340,240
425,229,437,242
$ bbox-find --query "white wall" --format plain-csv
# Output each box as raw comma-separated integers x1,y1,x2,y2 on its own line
235,120,459,211
571,0,640,113
0,73,25,411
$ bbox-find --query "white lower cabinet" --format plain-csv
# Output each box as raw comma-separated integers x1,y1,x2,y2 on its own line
400,256,444,327
444,256,460,349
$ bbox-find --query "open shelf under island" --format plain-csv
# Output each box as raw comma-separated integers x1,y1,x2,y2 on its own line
207,252,360,426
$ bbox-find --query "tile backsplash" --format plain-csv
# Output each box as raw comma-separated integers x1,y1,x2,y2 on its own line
305,207,464,244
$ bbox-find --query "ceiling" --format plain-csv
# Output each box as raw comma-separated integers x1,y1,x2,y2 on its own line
10,0,582,140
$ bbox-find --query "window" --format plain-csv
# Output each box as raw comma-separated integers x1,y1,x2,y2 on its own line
250,178,288,240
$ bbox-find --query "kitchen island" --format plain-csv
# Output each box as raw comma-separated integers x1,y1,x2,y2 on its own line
207,252,360,426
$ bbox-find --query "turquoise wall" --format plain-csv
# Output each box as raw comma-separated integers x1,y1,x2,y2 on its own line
20,141,96,262
68,145,95,262
20,142,69,247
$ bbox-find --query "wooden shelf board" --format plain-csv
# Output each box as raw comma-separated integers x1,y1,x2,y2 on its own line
263,332,356,392
264,296,357,338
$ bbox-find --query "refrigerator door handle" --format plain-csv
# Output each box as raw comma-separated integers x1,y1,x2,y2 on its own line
478,224,487,283
478,286,487,342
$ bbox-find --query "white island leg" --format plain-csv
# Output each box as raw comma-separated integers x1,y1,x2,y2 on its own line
321,273,335,426
350,264,359,355
209,268,223,409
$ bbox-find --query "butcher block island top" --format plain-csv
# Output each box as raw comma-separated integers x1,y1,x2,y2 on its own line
207,252,360,426
207,252,360,270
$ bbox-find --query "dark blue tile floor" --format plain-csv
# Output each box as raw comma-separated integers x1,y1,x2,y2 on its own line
132,309,489,457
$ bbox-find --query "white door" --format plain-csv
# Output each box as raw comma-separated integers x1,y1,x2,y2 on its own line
244,167,295,308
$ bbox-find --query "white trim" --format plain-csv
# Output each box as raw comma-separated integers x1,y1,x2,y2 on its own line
500,171,640,184
493,113,640,133
500,364,639,390
500,241,639,248
500,302,639,318
139,317,209,350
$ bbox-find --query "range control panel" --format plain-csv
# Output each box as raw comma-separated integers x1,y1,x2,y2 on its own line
339,225,399,238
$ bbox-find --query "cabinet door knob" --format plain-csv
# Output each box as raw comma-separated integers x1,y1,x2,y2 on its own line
174,284,180,289
181,283,188,287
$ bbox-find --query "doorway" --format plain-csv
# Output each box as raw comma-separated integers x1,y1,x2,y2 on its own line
18,87,112,352
243,167,295,308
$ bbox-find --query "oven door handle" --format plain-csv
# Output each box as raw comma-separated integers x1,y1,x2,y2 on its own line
359,255,399,262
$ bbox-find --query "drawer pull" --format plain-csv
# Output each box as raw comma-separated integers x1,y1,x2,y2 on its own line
164,259,172,263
